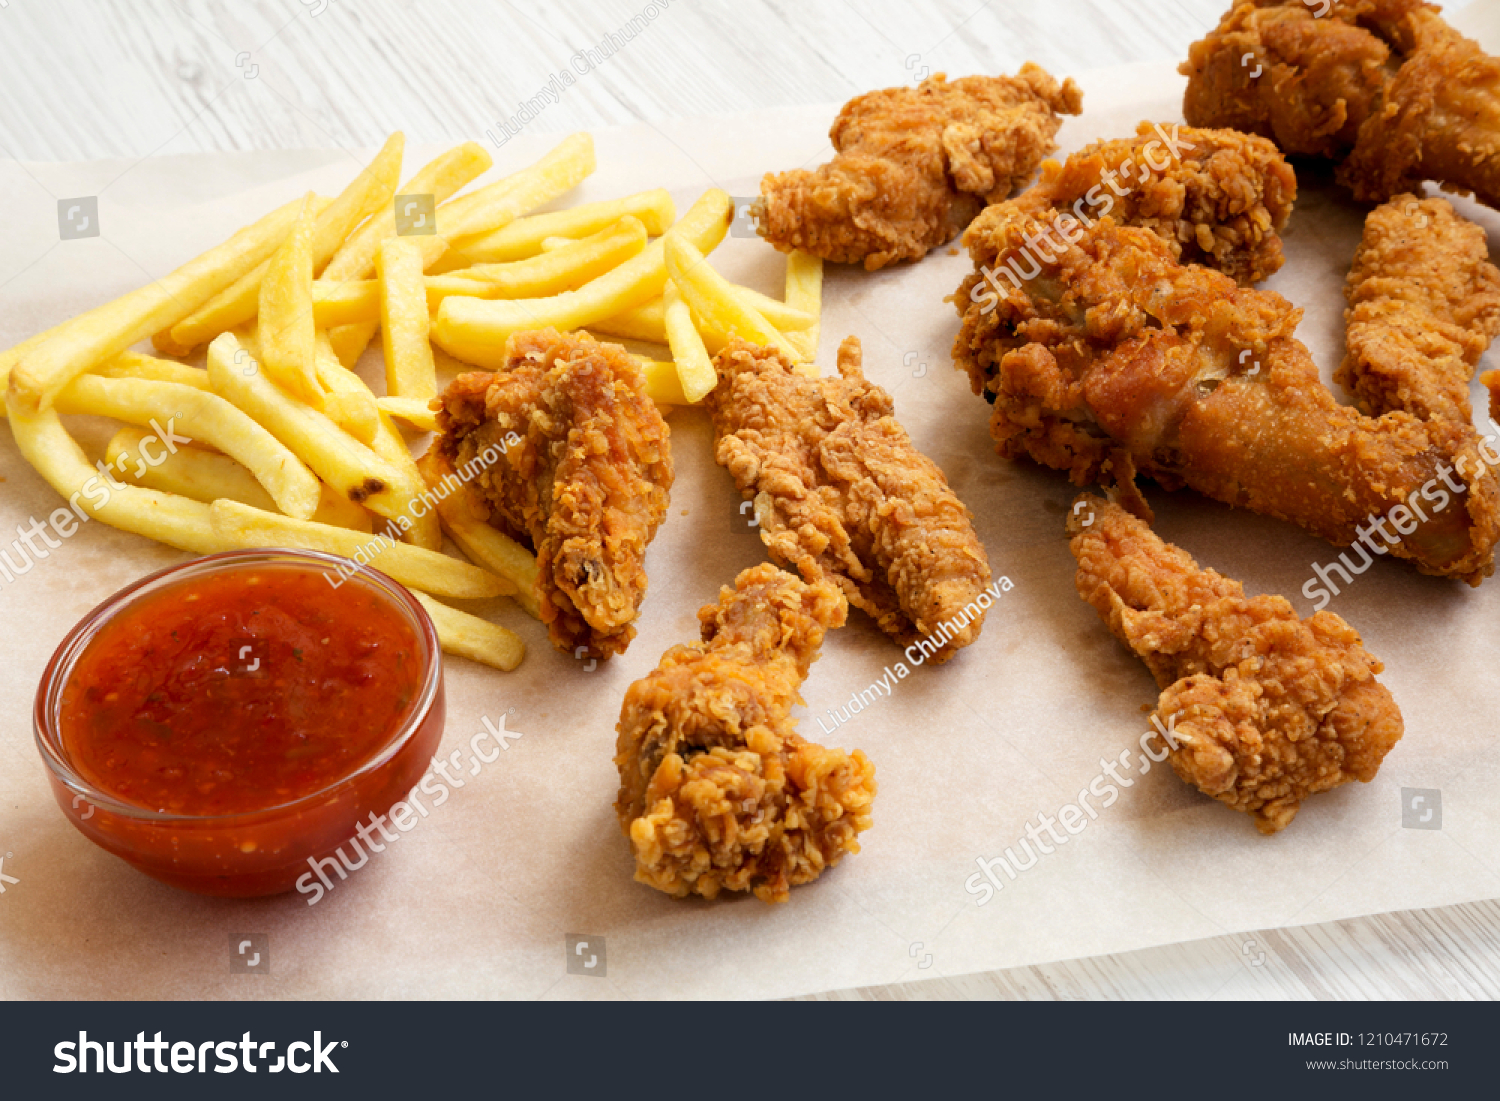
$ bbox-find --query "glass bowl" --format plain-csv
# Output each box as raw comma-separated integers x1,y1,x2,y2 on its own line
34,548,445,897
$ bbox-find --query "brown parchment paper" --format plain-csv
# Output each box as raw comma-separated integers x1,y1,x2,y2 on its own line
4,47,1500,1002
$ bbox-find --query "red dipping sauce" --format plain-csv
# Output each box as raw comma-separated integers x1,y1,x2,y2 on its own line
35,550,445,896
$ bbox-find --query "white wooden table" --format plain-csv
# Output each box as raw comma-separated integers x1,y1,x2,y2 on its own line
1,0,1494,1001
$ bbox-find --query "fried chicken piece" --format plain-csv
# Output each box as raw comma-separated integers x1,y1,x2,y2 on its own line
1183,1,1500,207
435,328,672,659
613,564,875,903
1180,1,1393,159
755,65,1083,270
1338,193,1500,422
1067,494,1403,834
953,207,1500,583
706,336,993,661
1001,120,1298,285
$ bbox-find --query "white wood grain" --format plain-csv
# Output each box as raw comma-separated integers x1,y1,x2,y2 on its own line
0,0,1493,1001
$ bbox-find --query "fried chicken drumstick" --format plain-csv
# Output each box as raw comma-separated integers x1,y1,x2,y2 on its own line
708,336,993,661
1006,121,1298,285
756,64,1082,270
436,329,672,659
1338,193,1500,422
1068,494,1403,834
1182,0,1500,208
613,564,876,903
954,208,1500,583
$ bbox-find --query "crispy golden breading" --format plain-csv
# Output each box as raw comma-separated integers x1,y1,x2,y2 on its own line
953,207,1500,583
1005,121,1298,285
1183,1,1500,207
1338,193,1500,422
707,337,993,661
756,65,1082,270
436,329,672,659
1068,495,1403,834
613,564,875,903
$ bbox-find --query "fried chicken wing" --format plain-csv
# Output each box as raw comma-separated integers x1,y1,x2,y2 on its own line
613,563,875,903
1068,494,1403,834
1338,193,1500,422
707,336,993,661
436,328,672,659
755,65,1082,270
1183,1,1500,208
1006,121,1297,285
954,207,1500,583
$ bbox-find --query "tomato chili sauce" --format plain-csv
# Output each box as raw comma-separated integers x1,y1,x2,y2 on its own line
34,550,445,897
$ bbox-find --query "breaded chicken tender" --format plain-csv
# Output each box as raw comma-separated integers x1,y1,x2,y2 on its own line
1007,121,1297,285
756,65,1082,270
613,564,875,903
1068,494,1403,834
707,337,993,661
436,329,672,659
1338,193,1500,422
953,207,1500,583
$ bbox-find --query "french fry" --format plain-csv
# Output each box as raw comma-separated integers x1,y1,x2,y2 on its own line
257,194,322,404
313,332,379,445
639,358,688,405
592,290,813,352
377,396,438,433
106,427,374,533
6,403,220,553
327,322,378,369
432,189,732,367
377,237,438,402
733,285,816,332
539,236,572,252
321,142,493,282
206,333,406,518
432,188,675,269
209,499,511,600
437,132,595,248
662,280,716,403
457,216,647,298
411,591,525,671
663,232,802,362
161,133,403,353
53,373,322,520
416,449,540,618
92,351,210,390
8,197,306,414
784,249,822,362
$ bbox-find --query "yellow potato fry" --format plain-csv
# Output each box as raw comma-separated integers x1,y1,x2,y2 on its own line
663,280,716,403
784,249,822,361
209,499,510,601
733,285,816,331
592,292,811,353
7,403,219,553
458,216,647,299
313,274,486,328
664,232,802,362
9,197,306,414
107,426,373,533
321,142,492,282
92,351,209,389
411,591,524,671
161,134,403,352
539,236,572,252
258,194,322,404
639,357,688,405
54,373,321,520
377,396,438,433
377,237,437,401
327,321,378,369
314,331,378,444
439,132,595,246
433,188,675,269
433,189,732,367
206,333,406,518
416,449,540,618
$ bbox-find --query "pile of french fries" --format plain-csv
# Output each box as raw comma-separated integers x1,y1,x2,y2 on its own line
0,130,823,671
